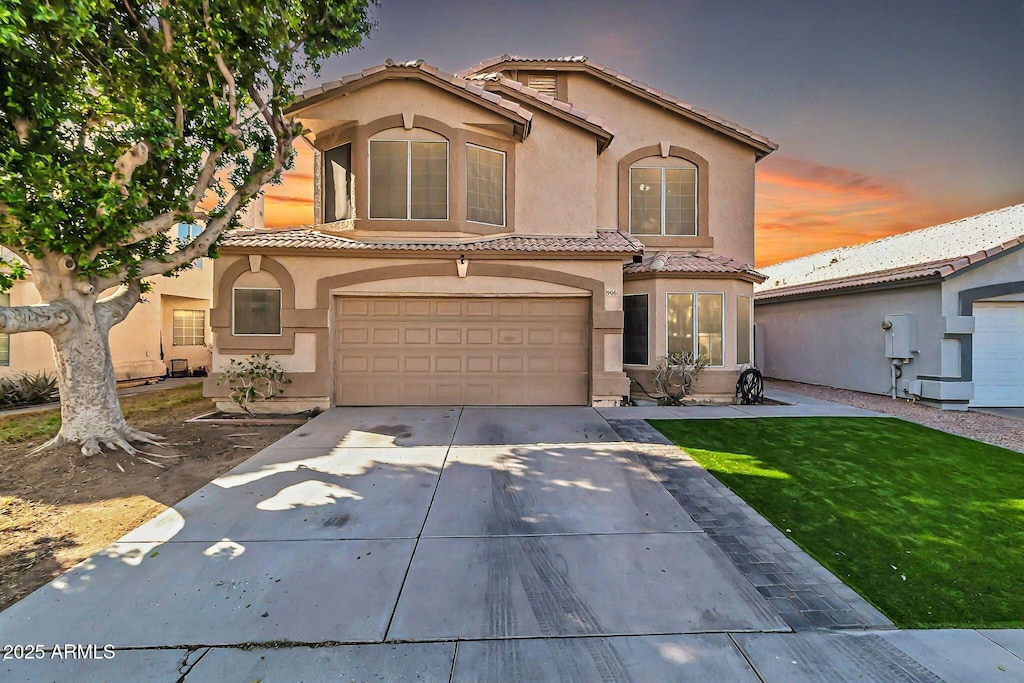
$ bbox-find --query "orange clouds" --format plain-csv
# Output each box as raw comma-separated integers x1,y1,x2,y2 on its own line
755,156,954,267
265,142,314,227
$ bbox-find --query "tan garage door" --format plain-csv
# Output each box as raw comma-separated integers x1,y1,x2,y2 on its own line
333,296,590,406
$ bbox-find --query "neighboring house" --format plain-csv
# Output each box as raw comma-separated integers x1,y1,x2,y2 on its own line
205,55,775,411
755,203,1024,410
0,223,215,382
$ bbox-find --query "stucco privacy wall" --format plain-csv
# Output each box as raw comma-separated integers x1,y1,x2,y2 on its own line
563,72,758,263
298,80,599,237
754,284,944,396
623,276,755,398
205,253,629,410
2,263,212,382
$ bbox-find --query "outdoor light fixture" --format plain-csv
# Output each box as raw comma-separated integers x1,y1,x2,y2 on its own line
457,253,468,278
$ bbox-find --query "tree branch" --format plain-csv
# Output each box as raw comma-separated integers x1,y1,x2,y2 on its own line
134,131,293,280
0,304,71,334
96,278,141,330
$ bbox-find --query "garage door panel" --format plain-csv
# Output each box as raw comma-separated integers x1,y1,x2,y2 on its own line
334,296,589,406
972,303,1024,407
435,328,463,344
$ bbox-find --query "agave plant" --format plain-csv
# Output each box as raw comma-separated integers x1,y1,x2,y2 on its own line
0,372,59,409
650,352,710,406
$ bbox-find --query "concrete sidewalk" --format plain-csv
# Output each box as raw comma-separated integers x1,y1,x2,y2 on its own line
1,404,1021,681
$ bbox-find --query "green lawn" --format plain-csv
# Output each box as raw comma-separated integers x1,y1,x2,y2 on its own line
0,383,207,444
652,417,1024,629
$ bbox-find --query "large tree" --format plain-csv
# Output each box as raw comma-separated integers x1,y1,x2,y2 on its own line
0,0,373,455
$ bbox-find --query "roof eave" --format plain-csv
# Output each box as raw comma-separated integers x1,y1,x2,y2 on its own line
466,58,777,157
285,66,532,140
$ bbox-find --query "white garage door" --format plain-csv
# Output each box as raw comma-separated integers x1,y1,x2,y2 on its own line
971,302,1024,407
333,296,590,406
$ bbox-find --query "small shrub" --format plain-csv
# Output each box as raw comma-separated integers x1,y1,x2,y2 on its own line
0,372,59,409
651,352,710,406
218,354,290,415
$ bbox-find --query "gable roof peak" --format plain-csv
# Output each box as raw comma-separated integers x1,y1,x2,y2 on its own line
460,54,776,158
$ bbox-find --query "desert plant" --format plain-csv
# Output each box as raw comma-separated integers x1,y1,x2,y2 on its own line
0,372,59,409
218,354,290,416
651,352,710,406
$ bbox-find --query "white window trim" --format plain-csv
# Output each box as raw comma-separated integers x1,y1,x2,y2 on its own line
737,294,753,365
172,309,206,346
368,138,450,221
622,293,650,367
232,286,283,337
628,165,698,237
666,291,725,367
466,143,506,227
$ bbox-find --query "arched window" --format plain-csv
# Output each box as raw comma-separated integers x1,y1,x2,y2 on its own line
629,158,697,236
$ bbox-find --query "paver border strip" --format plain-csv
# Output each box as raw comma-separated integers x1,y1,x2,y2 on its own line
605,417,893,631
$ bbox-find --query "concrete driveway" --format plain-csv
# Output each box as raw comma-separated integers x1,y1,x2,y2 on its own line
2,406,1022,681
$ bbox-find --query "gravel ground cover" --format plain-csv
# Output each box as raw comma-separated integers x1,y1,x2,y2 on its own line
767,379,1023,454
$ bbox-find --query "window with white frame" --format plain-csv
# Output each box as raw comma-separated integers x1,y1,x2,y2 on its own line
0,292,9,365
233,288,282,335
736,294,752,365
172,309,205,346
467,144,505,226
623,294,649,365
667,292,724,366
629,163,697,236
369,140,447,220
177,222,204,268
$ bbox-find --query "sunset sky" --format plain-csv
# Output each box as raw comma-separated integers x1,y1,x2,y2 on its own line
263,0,1024,267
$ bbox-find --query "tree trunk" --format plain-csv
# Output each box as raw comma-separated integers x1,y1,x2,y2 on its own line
37,291,160,456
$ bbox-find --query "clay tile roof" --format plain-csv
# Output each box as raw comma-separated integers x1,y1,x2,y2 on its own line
466,71,616,146
285,60,533,130
623,252,766,282
459,55,776,157
755,203,1024,301
221,228,643,255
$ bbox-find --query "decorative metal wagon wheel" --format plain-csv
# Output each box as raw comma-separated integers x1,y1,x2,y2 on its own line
736,368,764,405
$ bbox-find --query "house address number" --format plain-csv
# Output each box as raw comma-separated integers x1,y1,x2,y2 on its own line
606,289,618,296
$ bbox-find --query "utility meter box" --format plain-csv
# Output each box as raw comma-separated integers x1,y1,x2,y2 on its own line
884,314,917,359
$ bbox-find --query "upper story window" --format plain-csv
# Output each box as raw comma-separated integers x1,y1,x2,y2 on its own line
324,143,352,223
629,161,697,236
177,222,204,268
369,139,448,220
466,144,505,226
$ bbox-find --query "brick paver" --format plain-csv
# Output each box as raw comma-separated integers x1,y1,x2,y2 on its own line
607,418,893,632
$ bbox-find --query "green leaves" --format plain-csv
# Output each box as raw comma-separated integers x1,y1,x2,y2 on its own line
0,0,374,289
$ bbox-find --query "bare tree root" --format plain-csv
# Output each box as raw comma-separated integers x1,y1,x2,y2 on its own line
28,424,174,465
29,435,69,455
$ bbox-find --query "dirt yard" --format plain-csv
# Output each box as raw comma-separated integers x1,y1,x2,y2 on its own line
0,383,297,612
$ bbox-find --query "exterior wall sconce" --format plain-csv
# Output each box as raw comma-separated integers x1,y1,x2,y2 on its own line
457,253,468,278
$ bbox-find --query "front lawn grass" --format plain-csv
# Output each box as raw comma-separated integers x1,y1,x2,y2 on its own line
0,383,207,444
652,417,1024,628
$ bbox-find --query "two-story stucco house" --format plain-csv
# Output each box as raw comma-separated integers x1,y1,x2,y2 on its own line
205,55,776,411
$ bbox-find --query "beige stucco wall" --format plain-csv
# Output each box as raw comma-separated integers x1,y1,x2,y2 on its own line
299,80,598,237
754,283,944,395
1,256,212,381
623,276,755,399
563,73,758,264
206,252,629,410
513,108,597,235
